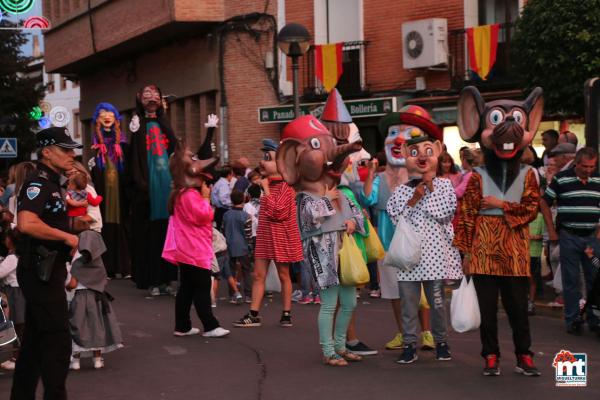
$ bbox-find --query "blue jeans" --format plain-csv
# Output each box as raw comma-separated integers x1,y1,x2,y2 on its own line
559,230,600,327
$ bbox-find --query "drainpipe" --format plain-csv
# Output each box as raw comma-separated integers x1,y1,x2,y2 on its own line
219,105,229,163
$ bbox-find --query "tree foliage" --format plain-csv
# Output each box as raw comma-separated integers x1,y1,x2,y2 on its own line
0,21,44,161
511,0,600,117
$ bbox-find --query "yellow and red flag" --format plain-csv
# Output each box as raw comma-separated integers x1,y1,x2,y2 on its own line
466,24,500,80
314,43,344,92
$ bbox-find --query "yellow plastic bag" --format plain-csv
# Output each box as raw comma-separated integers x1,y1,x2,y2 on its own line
364,219,385,263
339,233,370,287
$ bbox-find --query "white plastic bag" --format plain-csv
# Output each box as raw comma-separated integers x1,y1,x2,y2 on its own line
383,215,421,272
553,264,563,292
450,276,481,333
265,261,281,293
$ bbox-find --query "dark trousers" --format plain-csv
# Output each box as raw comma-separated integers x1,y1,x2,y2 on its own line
214,207,229,232
367,262,379,290
175,265,220,333
230,255,252,297
473,275,532,358
11,301,71,400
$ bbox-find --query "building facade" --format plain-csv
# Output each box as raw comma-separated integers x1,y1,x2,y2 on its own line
44,0,568,165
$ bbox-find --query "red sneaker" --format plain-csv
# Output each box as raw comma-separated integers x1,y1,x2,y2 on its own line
483,354,500,376
514,354,541,376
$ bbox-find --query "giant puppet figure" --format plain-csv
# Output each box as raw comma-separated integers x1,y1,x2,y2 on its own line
454,86,543,376
361,105,437,351
128,85,177,294
90,102,131,278
385,110,462,364
276,115,367,366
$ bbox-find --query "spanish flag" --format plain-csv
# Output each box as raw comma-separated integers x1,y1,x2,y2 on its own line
466,24,500,80
315,43,344,92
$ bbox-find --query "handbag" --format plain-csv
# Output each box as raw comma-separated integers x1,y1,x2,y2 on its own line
364,219,385,263
339,233,370,287
383,215,421,272
450,276,481,333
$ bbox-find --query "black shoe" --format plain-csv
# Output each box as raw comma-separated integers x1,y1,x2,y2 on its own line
483,354,500,376
346,341,378,356
396,344,418,364
280,311,293,327
514,354,541,377
233,313,262,327
435,342,452,361
567,320,583,336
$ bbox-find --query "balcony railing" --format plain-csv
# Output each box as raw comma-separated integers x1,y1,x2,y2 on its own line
301,41,368,100
448,23,519,91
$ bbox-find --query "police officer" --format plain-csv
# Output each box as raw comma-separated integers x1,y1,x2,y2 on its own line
11,127,81,400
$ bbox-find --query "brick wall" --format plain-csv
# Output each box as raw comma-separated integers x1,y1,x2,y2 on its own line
222,0,280,167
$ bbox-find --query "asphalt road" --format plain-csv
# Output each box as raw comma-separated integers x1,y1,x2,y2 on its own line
1,279,598,400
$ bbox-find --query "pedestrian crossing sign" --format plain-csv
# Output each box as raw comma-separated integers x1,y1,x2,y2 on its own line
0,138,17,158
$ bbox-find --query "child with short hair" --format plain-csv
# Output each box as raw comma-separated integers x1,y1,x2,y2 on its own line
223,190,253,304
66,173,103,219
243,184,261,251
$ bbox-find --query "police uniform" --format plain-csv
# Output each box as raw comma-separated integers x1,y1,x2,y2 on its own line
11,128,80,400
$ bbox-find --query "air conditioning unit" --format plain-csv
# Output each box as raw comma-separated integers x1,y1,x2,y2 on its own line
402,18,448,70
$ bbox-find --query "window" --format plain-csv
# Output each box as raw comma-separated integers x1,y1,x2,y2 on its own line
60,76,68,91
47,74,55,93
73,110,81,139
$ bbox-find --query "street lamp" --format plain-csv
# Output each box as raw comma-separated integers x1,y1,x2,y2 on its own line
278,23,311,119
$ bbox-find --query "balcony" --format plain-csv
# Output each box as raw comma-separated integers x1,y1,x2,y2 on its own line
43,0,225,73
301,41,368,101
447,23,520,91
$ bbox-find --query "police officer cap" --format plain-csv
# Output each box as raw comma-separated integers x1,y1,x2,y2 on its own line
36,127,83,149
261,138,279,152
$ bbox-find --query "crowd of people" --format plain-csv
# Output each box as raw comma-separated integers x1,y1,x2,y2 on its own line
0,84,599,399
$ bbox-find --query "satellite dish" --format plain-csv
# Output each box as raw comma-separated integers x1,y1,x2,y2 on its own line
405,31,424,59
49,106,71,128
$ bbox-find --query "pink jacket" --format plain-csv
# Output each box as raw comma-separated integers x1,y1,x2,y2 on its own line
162,189,214,270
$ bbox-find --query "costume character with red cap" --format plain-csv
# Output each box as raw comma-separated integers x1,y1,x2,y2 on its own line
385,108,462,365
454,86,543,376
361,105,438,351
276,115,366,366
233,138,303,328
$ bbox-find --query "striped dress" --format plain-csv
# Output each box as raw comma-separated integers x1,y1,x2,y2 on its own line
254,178,304,263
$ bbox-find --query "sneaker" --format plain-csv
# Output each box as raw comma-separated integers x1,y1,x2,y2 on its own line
298,294,313,305
149,287,160,296
69,357,80,371
173,327,200,337
0,358,15,370
483,354,500,376
435,342,452,361
211,302,217,308
421,331,434,350
313,295,321,305
233,313,262,327
93,357,104,369
265,291,274,298
230,292,243,305
165,285,178,296
385,333,404,350
202,327,230,338
527,300,536,316
291,289,303,302
514,354,541,376
244,296,252,304
346,341,378,356
396,344,418,364
369,289,381,298
280,311,293,327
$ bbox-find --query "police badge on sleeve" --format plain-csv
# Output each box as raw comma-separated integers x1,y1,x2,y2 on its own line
26,186,41,200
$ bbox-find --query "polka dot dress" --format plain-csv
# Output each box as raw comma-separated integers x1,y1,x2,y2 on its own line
386,177,463,281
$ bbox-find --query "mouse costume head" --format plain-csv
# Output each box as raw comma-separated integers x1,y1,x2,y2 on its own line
276,115,362,192
458,86,544,161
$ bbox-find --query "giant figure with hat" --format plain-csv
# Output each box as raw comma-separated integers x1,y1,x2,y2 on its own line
90,102,131,279
454,86,543,376
276,115,366,366
361,105,439,351
385,107,462,364
233,138,304,328
127,85,178,294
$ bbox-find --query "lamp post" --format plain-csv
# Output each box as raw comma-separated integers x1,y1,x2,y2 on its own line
277,23,311,119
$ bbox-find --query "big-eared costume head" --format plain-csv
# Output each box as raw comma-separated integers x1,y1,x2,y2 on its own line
276,115,362,192
92,102,125,171
457,86,544,161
